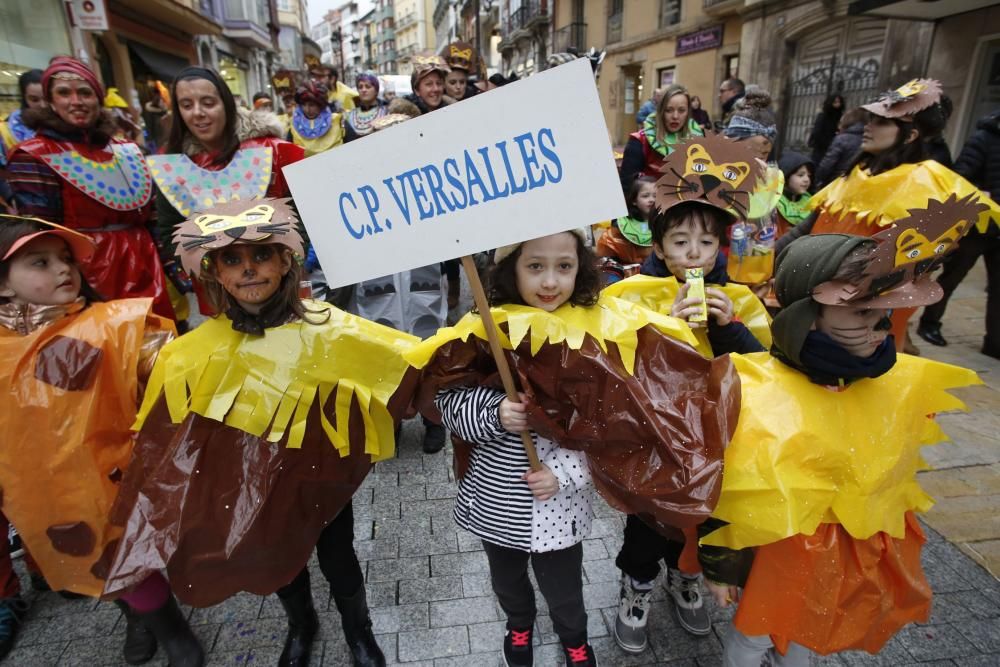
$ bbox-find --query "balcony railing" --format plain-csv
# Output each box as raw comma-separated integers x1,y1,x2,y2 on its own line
376,27,395,43
553,22,586,54
397,43,419,59
502,0,548,36
396,12,417,29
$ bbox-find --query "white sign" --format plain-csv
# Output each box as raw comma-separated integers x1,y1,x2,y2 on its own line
285,58,626,288
69,0,109,31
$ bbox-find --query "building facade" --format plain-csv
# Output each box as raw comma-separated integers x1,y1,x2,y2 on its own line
393,0,437,74
374,0,398,74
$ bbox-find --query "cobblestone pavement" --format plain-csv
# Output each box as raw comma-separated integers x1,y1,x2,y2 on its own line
7,266,1000,666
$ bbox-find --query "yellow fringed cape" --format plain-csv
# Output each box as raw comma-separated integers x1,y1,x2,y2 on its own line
810,161,1000,233
602,274,772,355
405,292,702,373
135,299,417,461
702,353,980,549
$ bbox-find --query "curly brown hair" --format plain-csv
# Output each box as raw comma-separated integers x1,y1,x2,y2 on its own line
485,233,602,308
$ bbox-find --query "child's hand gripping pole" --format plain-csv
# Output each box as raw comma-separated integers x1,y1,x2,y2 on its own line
460,255,543,472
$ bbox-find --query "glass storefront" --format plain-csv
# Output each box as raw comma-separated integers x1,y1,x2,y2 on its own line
0,0,72,114
219,55,249,107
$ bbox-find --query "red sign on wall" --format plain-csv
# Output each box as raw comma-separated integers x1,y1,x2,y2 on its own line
676,25,724,57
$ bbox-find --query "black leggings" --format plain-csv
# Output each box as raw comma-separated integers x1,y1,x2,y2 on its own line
277,501,363,600
615,514,684,584
482,540,587,644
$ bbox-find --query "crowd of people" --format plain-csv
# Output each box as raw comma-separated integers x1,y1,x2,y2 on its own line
0,45,996,667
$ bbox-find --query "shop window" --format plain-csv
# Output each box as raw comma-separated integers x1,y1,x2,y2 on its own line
607,0,623,44
658,66,676,88
659,0,681,29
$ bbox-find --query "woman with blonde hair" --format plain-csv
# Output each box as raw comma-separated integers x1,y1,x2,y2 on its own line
620,83,704,192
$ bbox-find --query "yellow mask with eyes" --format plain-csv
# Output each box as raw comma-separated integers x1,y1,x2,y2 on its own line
892,219,967,269
194,204,275,236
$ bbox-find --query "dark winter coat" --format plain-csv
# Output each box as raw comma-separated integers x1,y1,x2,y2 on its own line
814,123,863,188
954,109,1000,197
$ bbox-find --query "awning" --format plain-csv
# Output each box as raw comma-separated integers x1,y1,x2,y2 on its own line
127,41,191,82
848,0,999,19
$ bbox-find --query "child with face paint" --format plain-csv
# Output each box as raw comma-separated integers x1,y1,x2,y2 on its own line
697,194,987,665
409,229,741,667
105,199,420,667
603,136,772,652
0,215,206,666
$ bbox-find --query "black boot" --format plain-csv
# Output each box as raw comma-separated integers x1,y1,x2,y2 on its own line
114,600,158,665
334,587,385,667
422,419,446,454
917,320,948,347
277,579,319,667
134,596,204,667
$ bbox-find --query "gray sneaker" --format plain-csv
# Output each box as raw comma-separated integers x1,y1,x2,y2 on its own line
666,569,712,636
613,574,652,654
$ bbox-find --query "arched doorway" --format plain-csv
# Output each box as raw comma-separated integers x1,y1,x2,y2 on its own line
782,17,887,152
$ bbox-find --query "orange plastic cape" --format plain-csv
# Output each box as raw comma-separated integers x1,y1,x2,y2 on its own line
810,161,1000,235
704,353,979,549
0,300,173,596
602,274,772,355
735,513,930,655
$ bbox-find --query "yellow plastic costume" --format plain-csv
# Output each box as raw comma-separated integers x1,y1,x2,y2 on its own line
135,299,416,460
603,274,771,355
406,292,700,373
705,353,978,549
289,114,345,157
0,299,173,596
810,161,1000,234
328,80,358,111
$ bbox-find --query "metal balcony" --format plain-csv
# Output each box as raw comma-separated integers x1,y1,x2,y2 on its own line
553,22,586,54
703,0,742,17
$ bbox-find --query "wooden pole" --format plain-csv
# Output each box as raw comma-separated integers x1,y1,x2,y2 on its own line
459,255,542,471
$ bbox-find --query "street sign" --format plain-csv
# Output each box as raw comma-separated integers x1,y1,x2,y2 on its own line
285,57,626,288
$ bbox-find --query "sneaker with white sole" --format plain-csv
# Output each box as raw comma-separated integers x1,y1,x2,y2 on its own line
613,574,652,654
666,569,711,636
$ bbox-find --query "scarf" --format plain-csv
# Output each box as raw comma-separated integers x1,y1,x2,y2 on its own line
642,115,705,157
292,106,332,139
774,330,897,387
776,194,812,226
224,289,296,336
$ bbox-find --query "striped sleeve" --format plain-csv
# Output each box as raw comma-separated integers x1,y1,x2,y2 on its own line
435,385,506,445
7,150,63,223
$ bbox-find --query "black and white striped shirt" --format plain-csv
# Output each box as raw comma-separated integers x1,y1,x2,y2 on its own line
436,385,594,553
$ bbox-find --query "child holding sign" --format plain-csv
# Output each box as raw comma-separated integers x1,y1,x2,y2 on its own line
432,230,601,667
603,136,771,652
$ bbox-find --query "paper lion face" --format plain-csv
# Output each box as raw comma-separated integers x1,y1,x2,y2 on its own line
655,136,763,219
173,198,305,276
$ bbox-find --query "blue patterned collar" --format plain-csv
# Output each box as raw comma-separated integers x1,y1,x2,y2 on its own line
292,106,332,139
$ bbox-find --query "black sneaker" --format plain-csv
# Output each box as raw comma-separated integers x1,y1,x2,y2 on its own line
422,423,446,454
502,626,533,667
561,639,598,666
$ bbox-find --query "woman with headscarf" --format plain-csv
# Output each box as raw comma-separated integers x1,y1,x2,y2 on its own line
288,80,344,156
148,66,305,316
440,41,479,102
6,57,175,319
404,53,451,114
619,83,704,193
777,79,1000,351
344,73,388,140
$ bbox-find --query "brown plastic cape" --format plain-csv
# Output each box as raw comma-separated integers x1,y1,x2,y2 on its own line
104,303,418,606
414,316,741,535
0,299,173,597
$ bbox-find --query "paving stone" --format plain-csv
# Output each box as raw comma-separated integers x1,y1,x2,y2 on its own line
214,615,287,652
456,529,484,552
367,556,431,583
397,626,469,661
431,513,458,535
923,589,998,624
18,603,121,646
400,484,428,501
355,499,403,521
583,557,621,583
398,575,465,604
583,580,620,611
954,616,1000,653
897,623,980,661
425,482,460,499
430,596,499,628
462,573,493,598
365,580,400,609
371,601,430,633
466,619,511,653
431,550,491,576
433,651,500,666
582,538,611,561
189,592,264,626
2,640,68,666
958,655,1000,666
399,530,459,557
401,498,459,520
373,515,432,539
376,456,425,473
